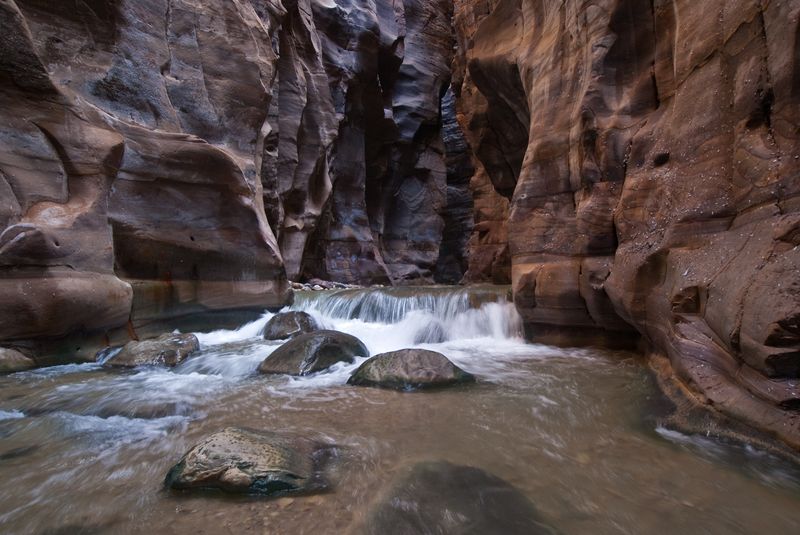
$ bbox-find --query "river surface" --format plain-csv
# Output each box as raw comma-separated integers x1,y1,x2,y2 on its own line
0,286,799,534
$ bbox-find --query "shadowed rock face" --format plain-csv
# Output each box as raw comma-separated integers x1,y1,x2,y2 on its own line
0,0,471,360
453,0,800,448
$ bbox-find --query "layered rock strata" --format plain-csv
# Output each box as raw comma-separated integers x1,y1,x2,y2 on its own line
0,0,470,362
453,0,800,448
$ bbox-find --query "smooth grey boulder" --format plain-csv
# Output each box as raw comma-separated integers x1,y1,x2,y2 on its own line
103,333,199,368
258,330,368,376
262,311,319,340
0,348,36,373
165,427,330,496
347,349,474,391
361,461,559,535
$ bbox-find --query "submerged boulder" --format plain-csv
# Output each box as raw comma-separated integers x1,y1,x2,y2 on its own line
262,311,319,340
103,333,199,368
258,330,368,376
165,427,330,496
347,349,474,391
361,461,558,535
0,348,36,373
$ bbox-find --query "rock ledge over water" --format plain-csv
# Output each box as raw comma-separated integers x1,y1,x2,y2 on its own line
0,348,36,373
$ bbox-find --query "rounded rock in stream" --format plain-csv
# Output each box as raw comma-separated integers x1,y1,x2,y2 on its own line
258,330,368,376
165,427,331,496
347,349,475,391
0,347,36,373
360,461,559,535
102,333,199,368
262,311,319,340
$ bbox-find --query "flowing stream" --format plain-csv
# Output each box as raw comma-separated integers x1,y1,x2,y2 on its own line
0,286,799,534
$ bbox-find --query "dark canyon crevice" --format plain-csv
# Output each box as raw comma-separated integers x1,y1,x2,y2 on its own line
0,0,799,452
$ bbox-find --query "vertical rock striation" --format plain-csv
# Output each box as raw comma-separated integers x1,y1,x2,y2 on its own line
0,0,469,361
454,0,800,449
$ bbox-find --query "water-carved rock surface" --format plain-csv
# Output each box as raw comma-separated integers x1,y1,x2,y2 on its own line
258,330,368,376
348,349,475,391
262,311,319,341
453,0,800,448
165,427,330,496
0,0,468,363
103,333,199,368
359,461,559,535
0,0,799,454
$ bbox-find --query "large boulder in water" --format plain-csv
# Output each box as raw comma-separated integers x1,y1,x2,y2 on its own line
165,427,330,496
0,348,36,373
103,333,199,368
262,311,319,340
360,461,559,535
348,349,474,391
258,330,368,376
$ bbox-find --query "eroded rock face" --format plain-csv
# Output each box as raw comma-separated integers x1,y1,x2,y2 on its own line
359,461,559,535
258,330,368,376
262,311,319,340
0,0,291,360
165,427,330,496
453,1,800,448
0,0,471,362
103,333,199,368
348,349,475,391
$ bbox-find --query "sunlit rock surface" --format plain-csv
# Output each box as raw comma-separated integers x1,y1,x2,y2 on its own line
453,0,800,448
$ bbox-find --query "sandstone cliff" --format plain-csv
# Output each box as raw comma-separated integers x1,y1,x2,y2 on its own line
0,0,464,360
454,0,800,449
1,0,799,453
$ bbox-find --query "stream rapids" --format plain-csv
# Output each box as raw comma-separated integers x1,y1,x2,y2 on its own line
0,285,799,534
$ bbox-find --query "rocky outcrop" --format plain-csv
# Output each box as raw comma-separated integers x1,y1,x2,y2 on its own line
165,427,331,496
348,349,475,391
262,311,319,340
0,348,36,373
258,330,368,376
453,1,800,448
103,333,199,368
358,461,559,535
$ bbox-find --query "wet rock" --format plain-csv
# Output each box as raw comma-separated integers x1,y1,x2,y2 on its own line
348,349,474,391
103,333,199,368
258,330,368,376
165,427,330,496
262,312,319,341
360,461,558,534
452,0,800,449
0,348,35,373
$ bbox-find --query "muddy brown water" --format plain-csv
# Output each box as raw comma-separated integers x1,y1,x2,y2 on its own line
0,287,798,534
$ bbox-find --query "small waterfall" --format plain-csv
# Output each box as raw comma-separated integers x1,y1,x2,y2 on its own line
292,285,522,346
189,285,524,383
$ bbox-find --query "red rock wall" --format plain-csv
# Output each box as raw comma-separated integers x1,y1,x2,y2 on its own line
0,0,466,359
454,0,800,448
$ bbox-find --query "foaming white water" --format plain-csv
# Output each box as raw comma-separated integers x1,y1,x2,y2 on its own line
0,409,25,420
194,311,275,347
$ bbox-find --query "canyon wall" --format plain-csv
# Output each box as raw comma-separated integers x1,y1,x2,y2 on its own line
2,0,799,452
0,0,463,361
454,0,800,449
